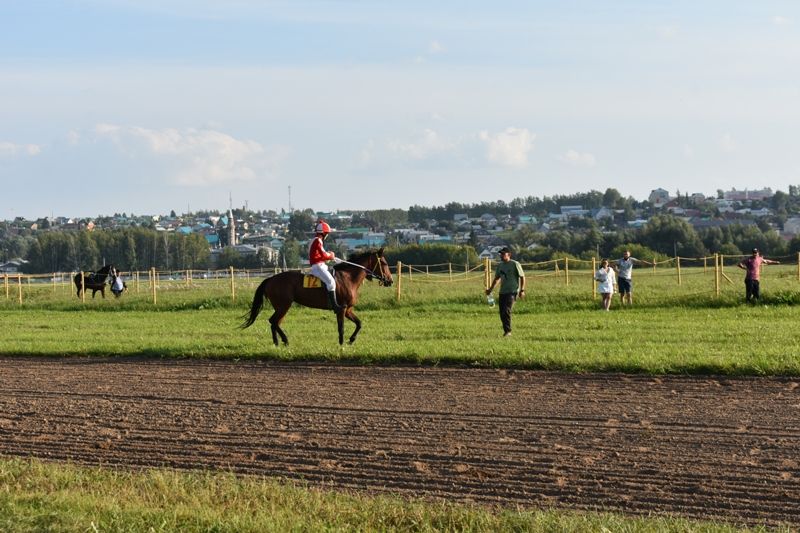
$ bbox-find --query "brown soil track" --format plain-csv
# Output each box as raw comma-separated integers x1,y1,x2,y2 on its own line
0,357,798,526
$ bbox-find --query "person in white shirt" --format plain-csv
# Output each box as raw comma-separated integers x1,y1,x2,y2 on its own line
110,268,126,298
594,259,616,311
615,250,651,306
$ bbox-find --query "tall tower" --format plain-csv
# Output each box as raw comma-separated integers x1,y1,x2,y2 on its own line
228,209,236,247
227,191,236,246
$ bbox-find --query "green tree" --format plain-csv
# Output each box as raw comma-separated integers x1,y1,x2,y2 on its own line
281,238,302,268
608,243,666,263
288,209,316,239
640,215,705,257
384,244,478,266
216,247,241,269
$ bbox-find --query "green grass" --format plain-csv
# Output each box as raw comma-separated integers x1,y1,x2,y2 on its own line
0,457,778,532
2,269,797,531
2,267,800,375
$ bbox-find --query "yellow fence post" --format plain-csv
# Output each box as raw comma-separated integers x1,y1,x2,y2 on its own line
652,258,656,274
151,267,157,305
565,257,570,285
396,261,403,301
135,271,140,294
448,262,452,281
676,256,682,286
720,254,725,276
4,273,8,300
425,265,429,277
592,257,597,299
714,253,720,297
230,266,236,303
52,273,56,293
554,260,560,277
18,274,23,305
704,256,707,274
186,269,190,288
81,272,86,304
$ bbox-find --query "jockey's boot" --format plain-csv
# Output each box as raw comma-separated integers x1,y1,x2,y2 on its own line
327,290,343,312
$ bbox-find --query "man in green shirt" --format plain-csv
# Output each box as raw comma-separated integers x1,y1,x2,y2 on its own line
485,247,526,336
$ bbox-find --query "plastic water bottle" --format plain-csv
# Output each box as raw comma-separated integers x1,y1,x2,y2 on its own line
487,295,495,307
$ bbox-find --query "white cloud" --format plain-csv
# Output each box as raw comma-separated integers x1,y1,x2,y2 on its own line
479,127,534,168
683,144,693,158
362,126,536,170
719,133,737,153
0,141,42,158
557,149,596,168
91,124,287,185
772,15,792,26
66,130,81,145
386,128,456,160
429,40,445,54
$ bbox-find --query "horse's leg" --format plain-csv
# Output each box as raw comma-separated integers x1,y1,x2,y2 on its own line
268,308,289,346
345,308,362,345
337,310,345,345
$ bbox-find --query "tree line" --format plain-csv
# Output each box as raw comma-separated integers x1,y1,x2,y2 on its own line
14,228,210,274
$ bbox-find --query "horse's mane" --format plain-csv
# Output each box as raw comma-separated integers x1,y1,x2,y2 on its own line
333,250,379,271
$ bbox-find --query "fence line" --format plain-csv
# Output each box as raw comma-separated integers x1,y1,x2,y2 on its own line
3,254,798,305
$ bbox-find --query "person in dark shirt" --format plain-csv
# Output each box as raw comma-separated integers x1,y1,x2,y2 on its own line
485,247,525,336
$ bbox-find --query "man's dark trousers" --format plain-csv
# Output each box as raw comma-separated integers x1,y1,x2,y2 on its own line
745,278,760,302
499,293,517,334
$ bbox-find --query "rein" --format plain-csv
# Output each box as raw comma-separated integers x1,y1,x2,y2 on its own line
335,255,389,285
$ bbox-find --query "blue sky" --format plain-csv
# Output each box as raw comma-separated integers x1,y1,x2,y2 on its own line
2,1,799,219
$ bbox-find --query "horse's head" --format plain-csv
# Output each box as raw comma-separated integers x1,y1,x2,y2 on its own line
98,264,114,276
364,248,393,287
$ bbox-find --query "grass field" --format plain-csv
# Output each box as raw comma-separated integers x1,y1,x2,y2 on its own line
0,457,780,532
2,265,798,531
2,265,800,375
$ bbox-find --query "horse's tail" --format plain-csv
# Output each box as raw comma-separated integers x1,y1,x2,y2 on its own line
240,277,273,329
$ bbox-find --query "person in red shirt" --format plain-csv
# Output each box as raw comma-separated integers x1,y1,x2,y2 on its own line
308,220,342,311
737,248,779,303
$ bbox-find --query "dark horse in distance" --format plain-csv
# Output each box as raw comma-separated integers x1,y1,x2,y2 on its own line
74,264,114,299
241,249,393,345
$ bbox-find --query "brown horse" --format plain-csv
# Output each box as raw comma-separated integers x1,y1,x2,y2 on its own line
73,264,114,299
241,248,393,345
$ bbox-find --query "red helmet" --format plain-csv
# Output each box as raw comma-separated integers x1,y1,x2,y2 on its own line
315,220,331,234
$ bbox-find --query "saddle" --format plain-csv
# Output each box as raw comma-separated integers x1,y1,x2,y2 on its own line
302,275,323,289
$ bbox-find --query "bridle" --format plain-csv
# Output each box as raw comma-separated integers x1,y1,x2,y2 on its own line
366,254,391,286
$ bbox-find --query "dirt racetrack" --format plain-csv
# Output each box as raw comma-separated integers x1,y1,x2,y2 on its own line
0,356,798,526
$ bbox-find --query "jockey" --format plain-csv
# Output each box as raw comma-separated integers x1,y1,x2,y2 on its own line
308,219,342,311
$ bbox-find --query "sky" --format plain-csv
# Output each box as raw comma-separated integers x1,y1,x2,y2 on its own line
1,1,800,220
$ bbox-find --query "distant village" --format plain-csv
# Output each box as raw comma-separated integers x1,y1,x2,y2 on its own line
3,186,800,273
